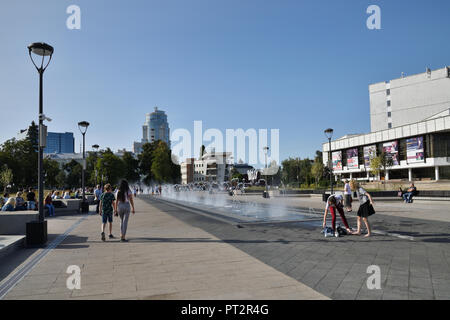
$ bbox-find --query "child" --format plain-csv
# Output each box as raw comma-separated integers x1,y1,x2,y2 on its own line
322,194,352,237
350,180,375,237
99,184,116,241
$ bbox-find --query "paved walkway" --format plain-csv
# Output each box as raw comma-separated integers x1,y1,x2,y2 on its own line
148,196,450,300
0,198,326,300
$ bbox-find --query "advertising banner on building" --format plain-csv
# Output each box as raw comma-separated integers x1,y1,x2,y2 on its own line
406,136,424,163
364,145,377,167
346,148,359,169
332,151,342,171
383,141,399,166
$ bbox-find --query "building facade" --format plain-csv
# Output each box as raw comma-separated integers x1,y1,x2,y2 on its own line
143,107,170,147
181,158,195,184
324,67,450,182
133,107,170,154
370,67,450,132
44,132,75,154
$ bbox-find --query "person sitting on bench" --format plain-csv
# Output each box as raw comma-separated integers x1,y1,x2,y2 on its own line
402,183,417,203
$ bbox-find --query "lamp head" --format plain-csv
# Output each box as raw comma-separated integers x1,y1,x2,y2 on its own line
78,121,90,134
324,128,334,140
28,42,54,56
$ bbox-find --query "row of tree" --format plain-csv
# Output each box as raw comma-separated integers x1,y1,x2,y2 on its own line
0,122,181,191
280,150,396,189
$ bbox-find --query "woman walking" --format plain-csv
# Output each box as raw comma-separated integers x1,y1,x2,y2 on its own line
114,180,135,242
343,179,352,212
350,180,375,237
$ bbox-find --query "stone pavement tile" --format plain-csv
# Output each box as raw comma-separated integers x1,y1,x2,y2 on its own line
70,282,113,298
408,277,433,289
3,287,49,298
71,293,114,300
385,275,409,287
408,286,434,299
4,291,72,300
300,268,328,288
355,289,383,300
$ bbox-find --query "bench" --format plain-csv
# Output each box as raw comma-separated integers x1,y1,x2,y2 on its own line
0,211,39,235
47,199,82,216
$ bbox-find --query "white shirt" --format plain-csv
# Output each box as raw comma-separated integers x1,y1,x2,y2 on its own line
115,189,132,203
356,187,369,204
325,194,343,211
344,183,352,195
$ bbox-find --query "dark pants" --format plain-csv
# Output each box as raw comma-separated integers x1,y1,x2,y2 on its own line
403,192,413,203
95,200,100,213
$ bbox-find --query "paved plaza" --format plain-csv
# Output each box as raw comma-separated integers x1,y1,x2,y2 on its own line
0,195,449,300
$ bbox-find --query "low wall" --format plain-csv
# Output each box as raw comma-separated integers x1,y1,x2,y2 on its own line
0,211,39,235
47,199,81,216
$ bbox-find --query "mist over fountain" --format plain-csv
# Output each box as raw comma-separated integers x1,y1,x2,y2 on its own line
141,184,322,224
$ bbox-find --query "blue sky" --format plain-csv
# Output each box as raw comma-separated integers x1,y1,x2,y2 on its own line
1,0,450,165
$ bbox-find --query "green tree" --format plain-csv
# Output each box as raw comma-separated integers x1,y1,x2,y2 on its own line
63,160,83,189
311,161,324,187
0,164,13,192
151,141,172,183
86,151,100,186
231,168,243,181
96,149,125,186
122,151,140,183
138,142,157,185
43,159,61,188
55,170,67,189
370,151,394,189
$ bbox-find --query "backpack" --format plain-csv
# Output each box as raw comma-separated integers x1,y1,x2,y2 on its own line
322,227,334,237
337,225,347,236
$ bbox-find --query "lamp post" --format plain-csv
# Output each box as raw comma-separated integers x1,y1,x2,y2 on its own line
78,121,90,212
263,146,269,198
92,144,99,185
27,42,54,245
324,128,334,195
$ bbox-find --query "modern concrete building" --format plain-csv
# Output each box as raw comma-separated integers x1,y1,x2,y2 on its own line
143,107,170,147
323,67,450,182
370,67,450,131
181,158,195,185
185,151,232,183
133,107,170,154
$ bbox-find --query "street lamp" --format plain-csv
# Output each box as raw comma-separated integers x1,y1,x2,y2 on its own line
78,121,90,212
27,42,54,245
263,146,269,198
92,144,99,185
324,128,334,195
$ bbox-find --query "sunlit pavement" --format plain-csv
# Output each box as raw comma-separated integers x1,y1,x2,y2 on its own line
146,194,450,300
0,197,326,300
1,194,449,300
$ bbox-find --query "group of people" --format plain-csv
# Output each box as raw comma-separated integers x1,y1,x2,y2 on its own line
1,188,37,212
95,180,136,242
322,180,375,238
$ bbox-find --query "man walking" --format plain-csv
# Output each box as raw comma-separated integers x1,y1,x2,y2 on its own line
99,184,115,241
94,184,102,214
